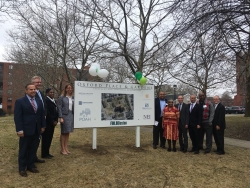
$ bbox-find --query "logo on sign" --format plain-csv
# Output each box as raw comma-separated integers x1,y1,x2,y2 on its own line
79,108,91,121
143,115,151,119
145,103,149,107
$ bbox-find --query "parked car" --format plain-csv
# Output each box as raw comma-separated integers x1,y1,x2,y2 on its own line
225,106,232,114
225,106,245,114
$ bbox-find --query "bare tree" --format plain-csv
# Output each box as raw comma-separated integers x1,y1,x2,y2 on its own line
84,0,187,76
7,0,105,93
183,0,250,115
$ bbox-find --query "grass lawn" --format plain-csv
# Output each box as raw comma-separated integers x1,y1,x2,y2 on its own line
225,114,250,141
0,115,250,188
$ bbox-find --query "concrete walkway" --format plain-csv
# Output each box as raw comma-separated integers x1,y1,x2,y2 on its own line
118,126,250,149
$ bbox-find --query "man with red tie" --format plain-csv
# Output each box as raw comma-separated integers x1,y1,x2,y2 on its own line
14,83,46,177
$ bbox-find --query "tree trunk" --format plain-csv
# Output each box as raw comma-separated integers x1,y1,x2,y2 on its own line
244,75,250,117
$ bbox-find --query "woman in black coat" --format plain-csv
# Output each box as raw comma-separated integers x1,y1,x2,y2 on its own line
41,88,58,158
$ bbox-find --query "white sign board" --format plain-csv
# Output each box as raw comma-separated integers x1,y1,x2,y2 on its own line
74,81,154,128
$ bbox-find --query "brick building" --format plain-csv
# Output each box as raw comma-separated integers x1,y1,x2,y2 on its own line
233,53,246,106
0,62,91,114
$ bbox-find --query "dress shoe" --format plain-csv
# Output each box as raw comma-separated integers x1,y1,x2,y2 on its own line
48,154,54,157
183,149,187,153
42,155,52,159
217,151,225,155
27,168,39,173
204,150,210,154
19,171,27,177
160,145,166,149
173,148,177,152
167,148,171,152
35,158,45,163
153,145,157,149
194,151,199,154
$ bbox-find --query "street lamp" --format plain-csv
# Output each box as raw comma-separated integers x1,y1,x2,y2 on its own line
173,85,177,104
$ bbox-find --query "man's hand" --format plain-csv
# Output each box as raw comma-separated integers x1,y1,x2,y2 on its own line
53,121,58,126
60,118,64,123
197,125,200,129
185,125,188,129
17,132,24,137
216,125,220,130
41,127,45,133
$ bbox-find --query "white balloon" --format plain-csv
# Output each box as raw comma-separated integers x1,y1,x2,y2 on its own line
98,69,109,78
91,63,100,72
89,66,98,76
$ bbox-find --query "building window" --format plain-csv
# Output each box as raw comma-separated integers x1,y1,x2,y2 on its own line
9,65,13,69
8,73,12,77
8,90,12,94
8,82,12,86
8,98,12,102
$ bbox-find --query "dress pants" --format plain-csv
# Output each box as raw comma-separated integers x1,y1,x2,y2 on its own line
213,127,225,152
179,125,188,150
18,133,40,171
199,122,213,152
41,122,55,157
153,118,166,146
188,125,200,151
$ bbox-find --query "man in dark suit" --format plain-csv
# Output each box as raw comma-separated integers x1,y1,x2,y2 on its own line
175,95,189,152
31,76,47,163
14,83,46,177
188,95,202,154
212,95,226,155
153,91,167,149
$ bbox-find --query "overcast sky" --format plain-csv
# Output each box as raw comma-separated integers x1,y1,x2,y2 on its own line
0,17,15,62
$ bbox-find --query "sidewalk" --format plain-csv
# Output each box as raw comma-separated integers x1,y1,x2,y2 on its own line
118,126,250,149
224,137,250,149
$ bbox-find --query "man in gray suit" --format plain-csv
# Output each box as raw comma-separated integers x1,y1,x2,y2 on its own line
175,95,189,152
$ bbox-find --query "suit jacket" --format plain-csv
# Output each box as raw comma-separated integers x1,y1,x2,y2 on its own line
189,103,202,127
175,103,189,126
14,95,46,136
155,98,167,121
35,90,47,115
212,103,226,129
45,97,58,125
58,96,74,118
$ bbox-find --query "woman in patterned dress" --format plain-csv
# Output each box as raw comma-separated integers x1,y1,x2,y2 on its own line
58,84,74,155
162,100,180,152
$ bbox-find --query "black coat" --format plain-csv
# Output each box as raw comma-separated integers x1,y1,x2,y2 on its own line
212,103,226,129
45,97,58,125
155,98,167,121
175,103,189,126
188,103,202,126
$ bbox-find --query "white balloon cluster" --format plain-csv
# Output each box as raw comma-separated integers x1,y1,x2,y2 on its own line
89,63,109,78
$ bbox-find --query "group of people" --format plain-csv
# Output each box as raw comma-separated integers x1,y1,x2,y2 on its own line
14,78,226,177
153,91,226,156
14,76,75,177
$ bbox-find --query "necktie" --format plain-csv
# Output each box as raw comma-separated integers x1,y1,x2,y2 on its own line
30,98,36,113
179,104,182,111
190,103,193,112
